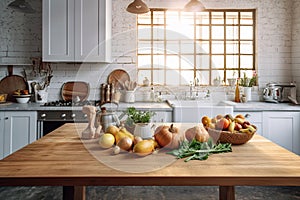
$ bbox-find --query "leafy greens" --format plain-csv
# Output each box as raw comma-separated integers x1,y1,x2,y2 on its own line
167,138,232,162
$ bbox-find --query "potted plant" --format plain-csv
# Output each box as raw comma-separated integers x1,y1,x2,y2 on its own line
124,107,156,138
239,71,257,101
227,71,237,86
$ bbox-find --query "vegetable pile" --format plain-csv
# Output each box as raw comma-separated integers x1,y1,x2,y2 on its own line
167,138,232,162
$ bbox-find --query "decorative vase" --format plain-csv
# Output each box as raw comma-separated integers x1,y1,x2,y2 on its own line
243,87,252,102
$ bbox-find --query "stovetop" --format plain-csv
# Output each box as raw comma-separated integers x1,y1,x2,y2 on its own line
41,100,100,107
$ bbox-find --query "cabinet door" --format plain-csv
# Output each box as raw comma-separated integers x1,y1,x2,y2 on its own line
0,112,4,159
43,0,75,61
3,112,37,158
263,112,300,154
152,111,172,123
74,0,111,62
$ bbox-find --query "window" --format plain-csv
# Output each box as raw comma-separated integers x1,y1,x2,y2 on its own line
137,9,256,86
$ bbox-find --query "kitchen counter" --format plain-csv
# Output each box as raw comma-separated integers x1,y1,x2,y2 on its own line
221,100,300,111
0,123,300,200
0,101,173,111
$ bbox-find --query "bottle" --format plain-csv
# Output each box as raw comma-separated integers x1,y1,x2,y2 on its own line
150,87,155,102
105,84,110,102
100,84,106,105
235,79,240,103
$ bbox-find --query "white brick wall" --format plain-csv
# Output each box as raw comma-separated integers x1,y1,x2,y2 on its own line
1,0,299,102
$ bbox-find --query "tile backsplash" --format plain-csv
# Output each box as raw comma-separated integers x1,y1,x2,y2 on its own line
1,0,300,102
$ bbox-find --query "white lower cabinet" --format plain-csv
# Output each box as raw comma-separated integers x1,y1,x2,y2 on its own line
152,111,172,123
0,111,37,160
263,111,300,155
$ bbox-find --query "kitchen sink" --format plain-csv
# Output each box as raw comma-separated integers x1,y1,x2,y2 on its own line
168,100,233,123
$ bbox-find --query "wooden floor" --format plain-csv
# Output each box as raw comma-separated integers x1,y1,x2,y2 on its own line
0,186,300,200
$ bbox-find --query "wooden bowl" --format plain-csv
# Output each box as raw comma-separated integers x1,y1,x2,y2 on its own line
207,127,256,145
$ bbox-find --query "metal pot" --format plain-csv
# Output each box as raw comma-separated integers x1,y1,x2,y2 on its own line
96,102,124,132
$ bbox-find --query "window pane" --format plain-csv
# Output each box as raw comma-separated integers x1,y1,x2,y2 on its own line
240,26,253,40
153,55,165,69
212,70,224,84
138,12,151,24
153,11,165,24
153,70,165,85
138,26,151,39
153,41,164,54
212,41,224,54
226,41,239,54
138,70,151,84
226,12,238,24
226,26,239,39
212,26,224,39
196,55,210,69
196,41,209,53
226,55,239,68
181,12,194,25
212,12,224,24
138,41,151,54
240,41,253,54
212,55,224,69
196,26,209,39
166,11,179,25
240,55,253,69
181,41,194,54
241,12,253,25
180,70,193,85
153,26,164,40
196,70,209,85
195,12,209,24
166,70,180,85
182,55,194,69
138,55,151,68
166,55,179,69
166,41,179,54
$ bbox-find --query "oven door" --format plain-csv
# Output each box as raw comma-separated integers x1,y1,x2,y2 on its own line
37,110,88,138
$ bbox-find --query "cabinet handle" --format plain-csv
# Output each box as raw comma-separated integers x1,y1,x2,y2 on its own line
4,117,9,120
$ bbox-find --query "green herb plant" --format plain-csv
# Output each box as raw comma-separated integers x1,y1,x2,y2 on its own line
125,107,155,126
167,138,232,162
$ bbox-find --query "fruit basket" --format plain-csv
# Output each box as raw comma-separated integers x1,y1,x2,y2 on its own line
207,127,256,145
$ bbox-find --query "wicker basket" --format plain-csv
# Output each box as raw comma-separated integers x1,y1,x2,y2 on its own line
207,128,256,145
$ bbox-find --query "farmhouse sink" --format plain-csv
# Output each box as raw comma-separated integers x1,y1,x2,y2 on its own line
167,100,233,123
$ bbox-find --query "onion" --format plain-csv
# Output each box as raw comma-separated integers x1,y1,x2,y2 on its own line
117,136,133,151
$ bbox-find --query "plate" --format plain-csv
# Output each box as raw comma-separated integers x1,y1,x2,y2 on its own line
107,69,130,90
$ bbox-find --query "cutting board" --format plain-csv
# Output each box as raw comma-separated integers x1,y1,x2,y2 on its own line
61,81,90,101
0,66,28,102
107,69,130,90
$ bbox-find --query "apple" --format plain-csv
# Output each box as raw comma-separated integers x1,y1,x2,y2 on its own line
234,123,242,131
216,118,230,130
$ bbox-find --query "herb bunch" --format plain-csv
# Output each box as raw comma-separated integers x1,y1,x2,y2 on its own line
125,107,155,124
167,138,232,162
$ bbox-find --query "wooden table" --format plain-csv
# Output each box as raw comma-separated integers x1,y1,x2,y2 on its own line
0,123,300,200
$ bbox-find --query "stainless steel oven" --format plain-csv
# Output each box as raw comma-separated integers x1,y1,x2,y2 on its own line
36,100,97,138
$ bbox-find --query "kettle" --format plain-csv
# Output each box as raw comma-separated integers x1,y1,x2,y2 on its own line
263,83,282,103
96,102,125,132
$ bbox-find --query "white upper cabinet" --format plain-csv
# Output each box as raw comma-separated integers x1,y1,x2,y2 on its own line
43,0,111,62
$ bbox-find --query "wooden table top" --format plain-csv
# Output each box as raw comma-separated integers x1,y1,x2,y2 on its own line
0,123,300,187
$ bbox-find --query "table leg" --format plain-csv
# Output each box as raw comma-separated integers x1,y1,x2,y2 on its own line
219,186,235,200
63,186,86,200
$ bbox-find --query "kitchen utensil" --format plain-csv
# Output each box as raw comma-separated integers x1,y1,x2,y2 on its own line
107,69,130,90
0,65,28,102
96,102,121,132
61,81,90,102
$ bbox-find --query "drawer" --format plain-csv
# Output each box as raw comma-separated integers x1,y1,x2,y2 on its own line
234,111,262,123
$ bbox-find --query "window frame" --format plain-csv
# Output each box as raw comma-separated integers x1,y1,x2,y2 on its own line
137,9,256,86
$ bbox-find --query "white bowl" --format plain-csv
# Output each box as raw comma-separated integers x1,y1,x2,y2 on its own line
14,95,31,104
